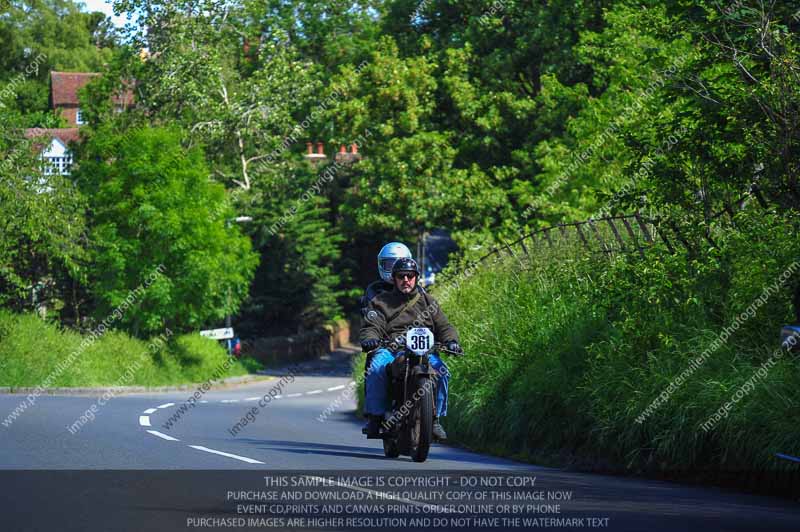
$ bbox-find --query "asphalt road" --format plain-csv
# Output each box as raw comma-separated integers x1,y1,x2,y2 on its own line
1,348,798,531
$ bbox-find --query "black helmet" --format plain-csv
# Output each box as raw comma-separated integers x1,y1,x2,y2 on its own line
391,257,420,277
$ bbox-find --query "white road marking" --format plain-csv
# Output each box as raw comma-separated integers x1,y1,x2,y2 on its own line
303,476,452,514
200,400,209,403
189,445,264,464
157,402,175,409
327,385,346,391
306,390,322,395
245,397,260,401
143,408,158,414
138,415,151,427
146,430,179,442
274,395,282,399
286,393,302,398
220,399,240,403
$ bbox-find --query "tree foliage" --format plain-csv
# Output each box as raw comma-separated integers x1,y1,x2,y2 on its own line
72,126,258,336
3,0,799,333
0,114,86,313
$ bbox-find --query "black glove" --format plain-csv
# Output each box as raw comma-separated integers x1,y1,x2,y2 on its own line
361,338,381,352
446,341,463,355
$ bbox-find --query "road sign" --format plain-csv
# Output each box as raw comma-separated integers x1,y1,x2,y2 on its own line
200,328,234,340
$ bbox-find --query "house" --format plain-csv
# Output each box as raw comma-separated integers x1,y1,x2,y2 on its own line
25,71,134,175
24,128,80,176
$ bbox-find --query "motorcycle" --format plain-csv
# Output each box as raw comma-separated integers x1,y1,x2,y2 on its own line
363,327,460,463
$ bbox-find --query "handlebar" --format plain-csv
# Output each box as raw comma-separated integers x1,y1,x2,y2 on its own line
364,339,464,357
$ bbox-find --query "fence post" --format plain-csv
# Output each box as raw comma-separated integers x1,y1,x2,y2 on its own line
574,223,590,250
606,218,626,252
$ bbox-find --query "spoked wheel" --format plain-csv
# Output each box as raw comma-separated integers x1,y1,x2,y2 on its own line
383,437,400,458
410,377,434,462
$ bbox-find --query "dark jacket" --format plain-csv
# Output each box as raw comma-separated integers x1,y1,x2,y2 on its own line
360,286,459,347
359,280,428,317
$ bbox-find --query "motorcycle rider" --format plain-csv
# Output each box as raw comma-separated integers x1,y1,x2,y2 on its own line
359,242,414,403
360,257,462,441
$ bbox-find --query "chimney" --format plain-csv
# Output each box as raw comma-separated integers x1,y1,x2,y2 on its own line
305,140,328,165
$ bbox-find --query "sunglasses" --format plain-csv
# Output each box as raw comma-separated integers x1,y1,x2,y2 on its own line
393,272,417,281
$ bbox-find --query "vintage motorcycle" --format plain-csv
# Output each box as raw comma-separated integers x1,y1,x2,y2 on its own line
363,327,460,462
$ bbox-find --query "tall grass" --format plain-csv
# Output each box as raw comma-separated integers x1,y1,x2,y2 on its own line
354,210,800,479
0,312,250,387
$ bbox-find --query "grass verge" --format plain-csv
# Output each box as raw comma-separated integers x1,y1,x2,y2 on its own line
0,312,258,388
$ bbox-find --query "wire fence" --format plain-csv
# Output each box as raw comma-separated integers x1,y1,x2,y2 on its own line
475,186,780,266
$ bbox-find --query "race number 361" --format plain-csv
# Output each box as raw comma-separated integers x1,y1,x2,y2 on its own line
406,328,434,354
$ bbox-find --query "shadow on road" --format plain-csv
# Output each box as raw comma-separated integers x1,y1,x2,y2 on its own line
234,438,388,461
258,346,359,378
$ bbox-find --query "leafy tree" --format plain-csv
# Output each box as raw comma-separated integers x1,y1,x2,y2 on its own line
326,37,510,252
0,112,86,316
72,126,258,336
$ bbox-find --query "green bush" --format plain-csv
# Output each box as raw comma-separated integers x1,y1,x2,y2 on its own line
0,310,249,387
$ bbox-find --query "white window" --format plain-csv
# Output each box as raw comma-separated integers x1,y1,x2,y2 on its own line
42,154,73,176
76,108,85,125
40,138,73,176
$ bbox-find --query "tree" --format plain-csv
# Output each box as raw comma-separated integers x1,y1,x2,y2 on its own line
326,36,510,252
72,126,258,336
0,112,86,316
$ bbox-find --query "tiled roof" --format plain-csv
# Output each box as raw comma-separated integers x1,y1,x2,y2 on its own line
50,71,135,108
25,128,81,147
50,72,100,106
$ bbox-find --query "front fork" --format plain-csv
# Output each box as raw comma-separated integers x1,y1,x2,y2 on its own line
388,353,437,429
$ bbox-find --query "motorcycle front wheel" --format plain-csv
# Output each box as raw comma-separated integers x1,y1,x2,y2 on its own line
383,437,400,458
410,377,433,462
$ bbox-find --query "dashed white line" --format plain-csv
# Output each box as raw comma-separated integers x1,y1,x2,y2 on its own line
189,445,264,464
157,402,175,409
286,393,302,398
220,399,240,403
245,397,260,401
327,385,346,391
138,415,151,427
274,395,282,399
143,408,158,414
147,430,179,442
306,390,322,395
200,400,209,403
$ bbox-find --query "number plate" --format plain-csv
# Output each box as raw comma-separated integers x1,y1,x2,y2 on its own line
406,327,434,356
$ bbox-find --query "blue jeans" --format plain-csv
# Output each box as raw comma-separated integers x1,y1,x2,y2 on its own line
365,348,449,418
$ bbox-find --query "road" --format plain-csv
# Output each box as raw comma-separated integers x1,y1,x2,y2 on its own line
1,348,798,531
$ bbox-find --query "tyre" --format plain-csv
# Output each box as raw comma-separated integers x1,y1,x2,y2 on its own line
410,377,433,462
383,437,400,458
